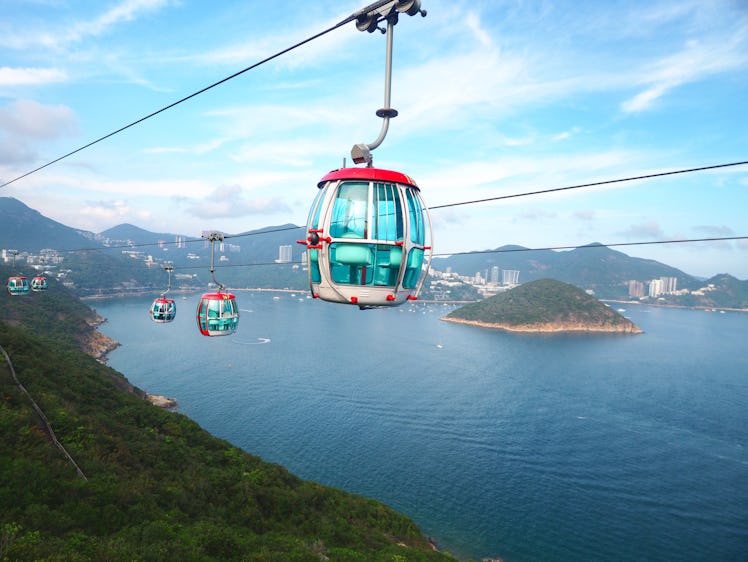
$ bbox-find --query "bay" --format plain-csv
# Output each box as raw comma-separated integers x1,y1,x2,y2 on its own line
94,293,748,561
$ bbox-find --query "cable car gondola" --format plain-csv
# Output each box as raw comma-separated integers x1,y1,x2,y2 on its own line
302,167,432,308
151,297,176,323
7,276,30,296
6,251,30,296
196,232,239,336
150,265,176,323
299,1,431,308
31,276,48,291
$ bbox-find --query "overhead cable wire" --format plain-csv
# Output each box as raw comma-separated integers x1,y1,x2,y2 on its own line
43,160,747,256
429,160,748,210
0,0,398,190
168,235,748,273
429,235,748,258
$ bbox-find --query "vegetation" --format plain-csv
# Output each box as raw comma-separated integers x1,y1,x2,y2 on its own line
0,270,454,561
445,278,640,332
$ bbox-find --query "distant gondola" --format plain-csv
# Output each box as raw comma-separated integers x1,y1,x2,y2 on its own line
31,276,48,291
150,265,176,323
195,233,239,336
196,292,239,336
7,276,30,296
150,297,176,323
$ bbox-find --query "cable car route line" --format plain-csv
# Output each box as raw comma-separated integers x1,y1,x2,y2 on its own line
160,234,748,272
428,160,748,210
0,344,88,481
36,160,748,257
0,0,402,190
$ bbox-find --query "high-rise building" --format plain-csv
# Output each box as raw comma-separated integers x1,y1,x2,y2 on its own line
660,276,678,294
502,269,520,286
628,280,645,298
277,245,293,263
490,266,500,284
648,278,664,297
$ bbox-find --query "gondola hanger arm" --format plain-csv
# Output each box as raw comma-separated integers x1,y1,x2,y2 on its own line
349,1,427,167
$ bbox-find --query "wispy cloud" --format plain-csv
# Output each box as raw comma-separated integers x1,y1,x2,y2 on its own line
619,221,665,239
693,225,735,237
621,32,748,113
1,0,177,50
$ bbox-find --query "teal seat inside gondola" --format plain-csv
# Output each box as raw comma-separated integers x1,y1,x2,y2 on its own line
330,241,374,285
373,245,403,286
334,243,373,266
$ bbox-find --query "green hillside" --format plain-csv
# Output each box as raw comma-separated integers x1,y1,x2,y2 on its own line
445,278,641,333
0,275,454,561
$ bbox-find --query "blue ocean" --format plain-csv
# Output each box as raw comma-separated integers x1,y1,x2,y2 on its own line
94,293,748,561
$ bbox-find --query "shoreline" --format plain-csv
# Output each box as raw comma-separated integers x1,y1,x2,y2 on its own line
601,299,748,313
440,316,644,334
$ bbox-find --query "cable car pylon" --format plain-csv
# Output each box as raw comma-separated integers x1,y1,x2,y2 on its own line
196,232,239,336
300,0,433,309
150,264,177,323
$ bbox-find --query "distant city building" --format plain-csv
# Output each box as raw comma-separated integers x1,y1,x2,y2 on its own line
648,278,664,297
277,244,293,263
490,266,500,284
175,236,186,249
502,269,520,286
628,280,645,298
660,276,677,294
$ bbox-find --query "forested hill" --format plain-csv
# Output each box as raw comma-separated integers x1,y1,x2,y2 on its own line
0,275,453,560
444,278,642,334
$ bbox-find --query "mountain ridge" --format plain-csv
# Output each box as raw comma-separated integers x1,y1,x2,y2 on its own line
2,196,747,306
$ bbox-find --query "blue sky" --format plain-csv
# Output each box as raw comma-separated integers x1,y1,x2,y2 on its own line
1,0,747,278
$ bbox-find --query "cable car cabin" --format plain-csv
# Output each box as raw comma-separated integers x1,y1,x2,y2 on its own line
7,276,30,296
196,292,239,336
31,276,48,291
150,297,176,323
303,167,432,308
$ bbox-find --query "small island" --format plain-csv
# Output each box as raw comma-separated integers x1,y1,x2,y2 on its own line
442,278,643,334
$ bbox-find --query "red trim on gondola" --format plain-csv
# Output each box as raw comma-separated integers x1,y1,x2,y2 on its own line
200,292,236,300
317,167,418,190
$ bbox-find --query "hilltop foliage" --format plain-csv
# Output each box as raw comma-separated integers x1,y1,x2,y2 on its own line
446,278,639,332
0,272,454,561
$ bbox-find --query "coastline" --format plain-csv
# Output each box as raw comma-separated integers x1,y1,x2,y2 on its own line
602,299,748,313
440,316,644,334
84,312,178,409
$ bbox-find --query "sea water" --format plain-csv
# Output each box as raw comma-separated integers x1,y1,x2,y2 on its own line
95,293,748,561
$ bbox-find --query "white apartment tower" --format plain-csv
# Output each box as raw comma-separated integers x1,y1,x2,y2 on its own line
277,244,293,263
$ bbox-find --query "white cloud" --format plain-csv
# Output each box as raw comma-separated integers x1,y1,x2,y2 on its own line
0,67,67,86
0,99,77,139
185,184,291,219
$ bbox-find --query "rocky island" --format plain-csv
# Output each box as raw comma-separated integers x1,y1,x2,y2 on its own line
443,278,643,334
